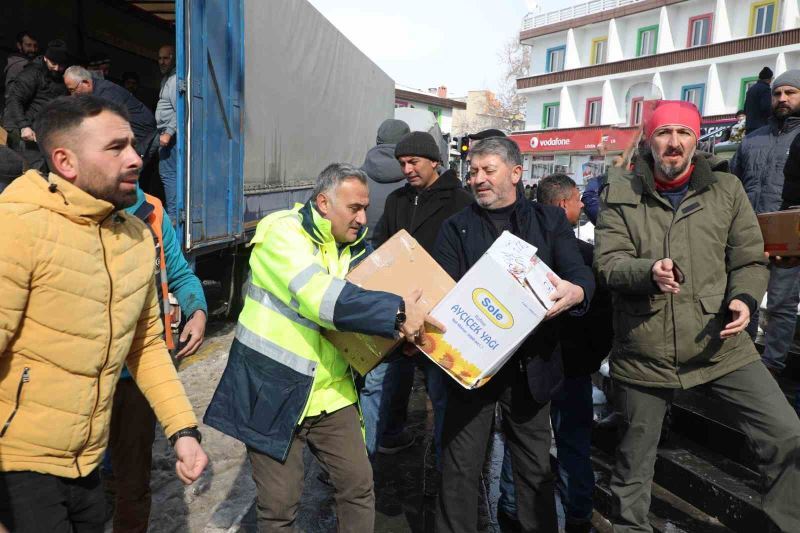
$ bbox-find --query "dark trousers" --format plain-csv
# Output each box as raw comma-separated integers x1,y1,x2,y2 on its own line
247,404,374,533
0,468,105,533
610,361,800,533
436,362,557,533
107,378,157,533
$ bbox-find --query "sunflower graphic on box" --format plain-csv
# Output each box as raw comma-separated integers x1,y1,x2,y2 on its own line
418,328,482,387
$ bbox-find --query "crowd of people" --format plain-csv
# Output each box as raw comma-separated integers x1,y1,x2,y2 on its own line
1,31,800,533
0,30,181,222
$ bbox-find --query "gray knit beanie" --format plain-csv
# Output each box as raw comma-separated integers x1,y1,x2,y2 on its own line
376,119,410,145
772,69,800,91
394,131,441,162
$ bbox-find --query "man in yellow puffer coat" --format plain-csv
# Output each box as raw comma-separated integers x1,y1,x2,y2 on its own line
0,95,208,533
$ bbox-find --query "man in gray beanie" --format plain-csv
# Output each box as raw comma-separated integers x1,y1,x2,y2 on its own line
731,69,800,376
360,130,473,460
361,118,410,242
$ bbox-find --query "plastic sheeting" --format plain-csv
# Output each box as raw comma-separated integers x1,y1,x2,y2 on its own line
243,0,395,190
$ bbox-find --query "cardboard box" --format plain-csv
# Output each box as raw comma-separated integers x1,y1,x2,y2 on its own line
324,229,455,375
418,231,557,389
758,210,800,257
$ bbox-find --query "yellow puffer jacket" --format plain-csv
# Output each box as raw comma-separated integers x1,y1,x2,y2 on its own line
0,171,197,478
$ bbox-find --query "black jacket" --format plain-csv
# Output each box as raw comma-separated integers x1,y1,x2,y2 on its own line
781,133,800,209
560,239,612,377
433,193,595,400
744,80,772,134
93,78,157,153
372,169,473,253
2,57,67,131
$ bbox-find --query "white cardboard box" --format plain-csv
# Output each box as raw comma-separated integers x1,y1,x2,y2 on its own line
419,231,558,389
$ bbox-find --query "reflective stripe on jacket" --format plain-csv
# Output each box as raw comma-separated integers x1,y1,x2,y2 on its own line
204,200,402,460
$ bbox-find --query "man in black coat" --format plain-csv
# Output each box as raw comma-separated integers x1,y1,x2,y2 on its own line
433,137,594,533
361,131,473,458
63,65,157,165
744,67,773,135
2,39,70,171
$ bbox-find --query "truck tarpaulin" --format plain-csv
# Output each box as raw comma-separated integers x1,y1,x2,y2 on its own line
243,0,395,191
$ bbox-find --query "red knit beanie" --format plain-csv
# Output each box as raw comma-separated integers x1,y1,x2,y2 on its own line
643,100,701,140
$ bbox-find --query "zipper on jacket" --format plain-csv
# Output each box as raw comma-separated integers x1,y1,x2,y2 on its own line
0,367,30,438
409,194,419,230
75,219,115,475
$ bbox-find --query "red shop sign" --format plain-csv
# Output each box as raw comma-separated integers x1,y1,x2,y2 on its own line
511,127,639,153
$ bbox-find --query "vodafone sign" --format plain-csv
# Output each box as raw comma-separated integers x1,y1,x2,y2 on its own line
512,127,638,154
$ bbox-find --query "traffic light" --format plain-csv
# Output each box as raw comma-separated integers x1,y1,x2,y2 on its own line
460,136,470,160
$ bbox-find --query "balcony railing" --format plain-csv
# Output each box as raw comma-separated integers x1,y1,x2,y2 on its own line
521,0,644,31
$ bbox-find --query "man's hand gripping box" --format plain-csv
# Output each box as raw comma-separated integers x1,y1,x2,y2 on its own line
418,231,558,389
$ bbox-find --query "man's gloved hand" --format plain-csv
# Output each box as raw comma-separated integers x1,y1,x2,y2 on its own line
177,311,207,358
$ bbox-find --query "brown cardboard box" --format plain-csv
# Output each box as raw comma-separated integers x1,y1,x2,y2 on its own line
758,210,800,257
324,229,455,375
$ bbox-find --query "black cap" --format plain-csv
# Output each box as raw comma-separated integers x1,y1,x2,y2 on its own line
759,66,774,80
395,131,441,162
467,128,506,140
44,39,70,67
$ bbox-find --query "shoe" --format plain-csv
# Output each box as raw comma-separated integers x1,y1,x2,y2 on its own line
594,410,623,430
496,507,521,532
565,518,592,533
378,431,415,454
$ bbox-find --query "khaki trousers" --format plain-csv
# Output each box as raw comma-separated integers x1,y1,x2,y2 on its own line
247,404,374,533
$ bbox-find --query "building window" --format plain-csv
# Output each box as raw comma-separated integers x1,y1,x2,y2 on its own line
688,14,713,47
591,37,608,65
428,105,442,125
636,25,659,57
542,102,560,129
630,97,644,126
681,84,705,113
585,97,602,126
750,1,777,35
739,76,759,109
546,46,566,73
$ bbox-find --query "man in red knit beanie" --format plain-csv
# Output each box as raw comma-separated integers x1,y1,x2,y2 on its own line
594,100,800,532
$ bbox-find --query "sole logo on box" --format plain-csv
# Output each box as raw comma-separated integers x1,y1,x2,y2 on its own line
472,288,514,329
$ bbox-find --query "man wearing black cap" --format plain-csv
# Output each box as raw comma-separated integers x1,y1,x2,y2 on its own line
3,39,70,171
744,67,774,134
361,131,472,459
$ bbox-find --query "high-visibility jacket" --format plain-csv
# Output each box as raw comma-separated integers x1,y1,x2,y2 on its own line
204,200,402,461
136,193,174,349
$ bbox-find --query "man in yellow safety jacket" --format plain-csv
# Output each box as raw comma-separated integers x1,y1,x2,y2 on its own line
204,163,440,532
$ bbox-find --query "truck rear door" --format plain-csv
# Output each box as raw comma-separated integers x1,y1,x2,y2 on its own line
179,0,244,251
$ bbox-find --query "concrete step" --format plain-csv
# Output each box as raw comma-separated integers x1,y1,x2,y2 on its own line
589,446,733,533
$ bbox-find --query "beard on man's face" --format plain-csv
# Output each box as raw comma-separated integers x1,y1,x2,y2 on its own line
85,168,140,210
653,144,695,180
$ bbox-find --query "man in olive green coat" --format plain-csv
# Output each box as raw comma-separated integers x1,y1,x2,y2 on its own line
594,100,800,533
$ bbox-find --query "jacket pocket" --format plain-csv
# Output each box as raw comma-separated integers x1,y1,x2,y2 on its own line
0,367,30,438
696,294,734,361
613,296,666,354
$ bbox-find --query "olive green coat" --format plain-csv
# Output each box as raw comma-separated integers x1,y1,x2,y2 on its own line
594,154,768,389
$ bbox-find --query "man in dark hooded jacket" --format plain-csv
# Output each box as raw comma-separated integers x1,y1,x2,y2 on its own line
744,67,774,135
361,131,473,459
361,119,409,242
3,39,70,171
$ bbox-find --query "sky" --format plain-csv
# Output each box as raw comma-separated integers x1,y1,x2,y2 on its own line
307,0,574,97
